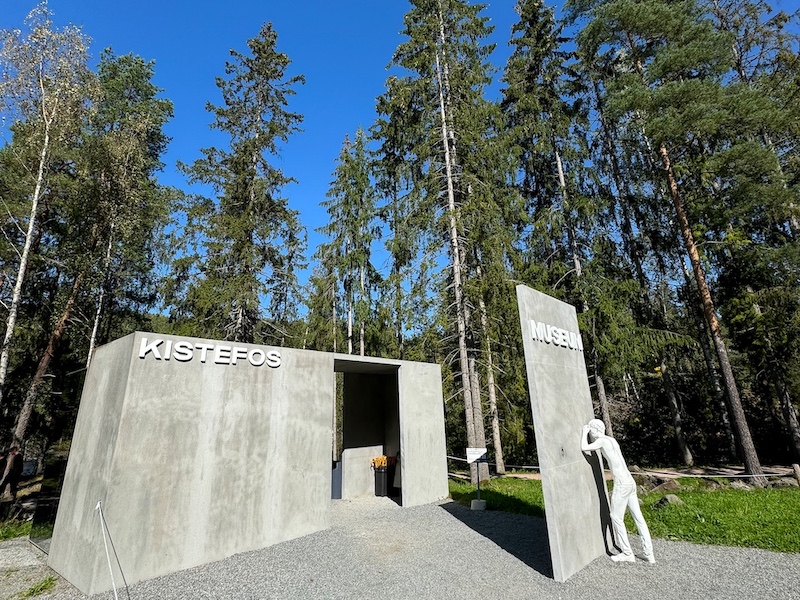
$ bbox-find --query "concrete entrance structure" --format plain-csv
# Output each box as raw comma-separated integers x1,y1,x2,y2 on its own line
516,285,609,581
47,332,448,595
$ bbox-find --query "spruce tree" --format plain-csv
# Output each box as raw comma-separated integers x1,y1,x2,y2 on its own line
317,128,379,356
172,23,306,344
382,0,505,482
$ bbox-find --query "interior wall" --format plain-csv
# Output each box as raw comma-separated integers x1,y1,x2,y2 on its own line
341,373,399,452
340,445,384,498
340,372,400,500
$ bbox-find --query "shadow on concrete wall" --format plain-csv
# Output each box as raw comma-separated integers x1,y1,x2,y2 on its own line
583,452,618,556
438,502,553,578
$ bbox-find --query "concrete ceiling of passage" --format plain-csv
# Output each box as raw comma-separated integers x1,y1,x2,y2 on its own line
333,354,401,374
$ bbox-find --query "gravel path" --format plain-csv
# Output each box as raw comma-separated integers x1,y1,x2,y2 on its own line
10,496,800,600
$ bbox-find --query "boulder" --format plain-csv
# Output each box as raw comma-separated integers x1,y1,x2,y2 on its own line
651,479,682,494
632,471,661,491
699,479,723,491
770,477,799,488
730,479,752,490
654,494,684,508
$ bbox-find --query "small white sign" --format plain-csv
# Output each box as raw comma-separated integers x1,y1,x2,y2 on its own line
466,447,488,464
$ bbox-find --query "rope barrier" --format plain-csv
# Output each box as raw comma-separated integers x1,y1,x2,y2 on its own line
447,455,791,479
639,470,789,479
95,501,131,600
447,455,541,471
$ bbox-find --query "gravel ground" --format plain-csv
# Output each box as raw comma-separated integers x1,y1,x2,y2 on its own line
6,496,800,600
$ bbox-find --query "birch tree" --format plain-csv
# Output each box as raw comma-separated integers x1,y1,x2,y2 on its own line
12,50,173,446
0,3,90,411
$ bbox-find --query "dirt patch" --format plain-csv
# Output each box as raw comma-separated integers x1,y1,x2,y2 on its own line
0,538,75,600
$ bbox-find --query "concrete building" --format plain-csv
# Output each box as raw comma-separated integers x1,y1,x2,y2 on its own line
47,332,448,595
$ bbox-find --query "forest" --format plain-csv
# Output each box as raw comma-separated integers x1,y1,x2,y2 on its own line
1,0,799,485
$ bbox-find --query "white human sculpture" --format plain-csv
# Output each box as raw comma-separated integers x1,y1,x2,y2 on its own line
581,419,655,563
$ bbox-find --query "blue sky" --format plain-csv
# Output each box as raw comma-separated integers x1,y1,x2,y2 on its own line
3,1,521,271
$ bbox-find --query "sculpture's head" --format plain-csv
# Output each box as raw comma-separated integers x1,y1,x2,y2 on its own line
587,419,605,438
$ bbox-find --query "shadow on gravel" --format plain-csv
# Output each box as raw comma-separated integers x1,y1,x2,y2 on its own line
438,502,553,578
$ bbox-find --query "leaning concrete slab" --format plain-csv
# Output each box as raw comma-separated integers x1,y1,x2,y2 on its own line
48,333,449,595
516,285,608,581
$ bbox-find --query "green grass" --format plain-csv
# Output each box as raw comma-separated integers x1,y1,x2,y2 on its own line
449,477,545,518
639,486,800,552
19,575,56,598
0,520,31,542
448,476,800,553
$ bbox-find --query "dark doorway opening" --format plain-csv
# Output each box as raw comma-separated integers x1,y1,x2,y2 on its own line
332,358,401,504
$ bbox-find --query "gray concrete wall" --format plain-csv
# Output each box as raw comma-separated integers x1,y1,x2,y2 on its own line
341,445,384,499
47,333,135,593
516,285,608,582
398,362,449,507
342,373,389,449
50,338,449,595
49,332,334,595
382,374,401,460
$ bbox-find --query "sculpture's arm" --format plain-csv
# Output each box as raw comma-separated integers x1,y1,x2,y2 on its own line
580,425,604,453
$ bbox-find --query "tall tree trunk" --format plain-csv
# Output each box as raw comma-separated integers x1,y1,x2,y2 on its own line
434,10,481,484
699,319,737,459
86,229,115,368
0,124,51,410
777,381,800,463
359,264,365,356
332,281,337,354
660,144,766,485
555,147,582,282
395,274,404,360
478,289,505,474
682,263,737,459
346,273,353,355
660,359,694,466
594,359,613,438
468,353,490,481
761,328,800,462
13,273,84,446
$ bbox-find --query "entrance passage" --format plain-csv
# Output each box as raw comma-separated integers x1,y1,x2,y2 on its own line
332,357,400,503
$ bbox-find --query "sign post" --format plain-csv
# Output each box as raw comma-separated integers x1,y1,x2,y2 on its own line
466,447,488,510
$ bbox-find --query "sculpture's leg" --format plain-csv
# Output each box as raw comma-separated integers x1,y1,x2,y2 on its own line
609,482,633,560
627,494,655,562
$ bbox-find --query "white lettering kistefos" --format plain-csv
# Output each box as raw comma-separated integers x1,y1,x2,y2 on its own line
138,337,282,368
529,320,584,352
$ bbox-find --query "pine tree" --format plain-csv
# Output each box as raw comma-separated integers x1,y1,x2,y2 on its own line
572,0,769,483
